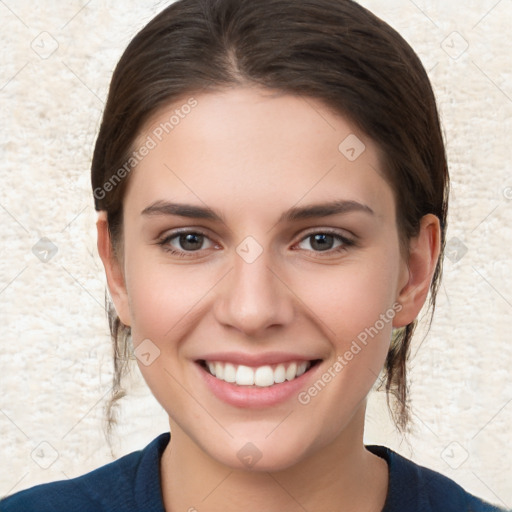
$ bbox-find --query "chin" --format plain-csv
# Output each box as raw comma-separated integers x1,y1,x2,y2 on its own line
206,435,313,473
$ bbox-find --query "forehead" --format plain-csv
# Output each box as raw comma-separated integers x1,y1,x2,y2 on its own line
126,87,395,223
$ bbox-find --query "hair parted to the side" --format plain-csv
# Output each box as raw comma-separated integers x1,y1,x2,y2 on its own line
91,0,449,450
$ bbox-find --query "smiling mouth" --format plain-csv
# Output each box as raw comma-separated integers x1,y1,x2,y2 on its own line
198,359,322,388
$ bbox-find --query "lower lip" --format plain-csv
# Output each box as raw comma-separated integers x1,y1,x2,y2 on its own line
195,361,322,408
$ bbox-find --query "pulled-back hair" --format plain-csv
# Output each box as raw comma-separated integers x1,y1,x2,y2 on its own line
91,0,449,447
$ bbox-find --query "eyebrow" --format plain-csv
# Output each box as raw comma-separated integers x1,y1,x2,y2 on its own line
141,199,375,223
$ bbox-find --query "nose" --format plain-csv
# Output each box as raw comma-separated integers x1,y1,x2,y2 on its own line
213,248,294,337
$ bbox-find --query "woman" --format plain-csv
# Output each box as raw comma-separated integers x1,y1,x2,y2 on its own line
1,0,508,510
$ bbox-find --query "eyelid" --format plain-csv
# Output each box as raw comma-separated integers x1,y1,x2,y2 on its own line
295,227,356,243
291,228,357,255
157,227,214,242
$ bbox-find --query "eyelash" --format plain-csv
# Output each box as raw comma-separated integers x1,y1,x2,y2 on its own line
157,229,215,258
156,229,356,258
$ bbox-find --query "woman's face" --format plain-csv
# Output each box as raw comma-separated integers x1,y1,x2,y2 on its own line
109,87,416,471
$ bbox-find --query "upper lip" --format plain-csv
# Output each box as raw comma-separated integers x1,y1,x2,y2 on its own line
196,352,321,367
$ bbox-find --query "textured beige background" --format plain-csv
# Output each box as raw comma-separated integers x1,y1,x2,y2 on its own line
0,0,511,508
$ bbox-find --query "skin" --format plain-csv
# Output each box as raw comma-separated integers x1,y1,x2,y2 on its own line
97,86,440,512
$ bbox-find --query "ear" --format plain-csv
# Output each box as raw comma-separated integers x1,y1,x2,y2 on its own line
96,211,132,327
393,214,441,328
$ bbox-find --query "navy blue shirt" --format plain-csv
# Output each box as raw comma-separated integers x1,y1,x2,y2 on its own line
1,433,508,511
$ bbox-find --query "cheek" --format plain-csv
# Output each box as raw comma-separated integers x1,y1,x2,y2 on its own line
292,248,401,410
123,255,213,410
301,252,400,343
123,244,215,342
291,260,399,432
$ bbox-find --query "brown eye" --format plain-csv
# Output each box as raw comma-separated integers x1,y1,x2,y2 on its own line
177,233,205,251
308,234,336,251
159,230,216,254
297,232,352,253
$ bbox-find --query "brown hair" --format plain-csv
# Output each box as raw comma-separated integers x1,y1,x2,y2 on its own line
91,0,449,447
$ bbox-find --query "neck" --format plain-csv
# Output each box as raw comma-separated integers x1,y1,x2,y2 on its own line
160,403,389,512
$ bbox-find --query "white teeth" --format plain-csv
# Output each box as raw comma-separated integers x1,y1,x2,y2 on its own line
254,366,274,387
215,362,224,380
236,365,254,385
285,362,297,381
204,360,313,387
223,363,236,383
274,364,286,384
296,362,308,377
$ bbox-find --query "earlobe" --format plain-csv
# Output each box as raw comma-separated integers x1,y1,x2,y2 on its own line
96,211,132,327
393,214,441,328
